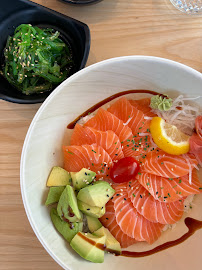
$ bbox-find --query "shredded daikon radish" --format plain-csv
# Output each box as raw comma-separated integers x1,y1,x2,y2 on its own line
183,154,192,185
123,117,133,126
144,116,153,120
151,95,202,135
139,132,150,136
193,163,199,171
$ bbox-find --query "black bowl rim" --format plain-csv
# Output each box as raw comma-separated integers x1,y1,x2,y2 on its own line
0,0,91,104
60,0,102,4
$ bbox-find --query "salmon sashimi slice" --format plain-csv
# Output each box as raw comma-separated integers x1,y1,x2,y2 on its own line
127,180,185,224
137,170,201,203
122,134,157,158
141,149,198,178
84,107,137,158
195,115,202,138
189,116,202,166
63,144,112,179
70,124,124,161
112,183,164,244
129,98,156,117
107,97,151,135
99,200,137,248
84,107,133,143
189,133,202,166
189,133,202,167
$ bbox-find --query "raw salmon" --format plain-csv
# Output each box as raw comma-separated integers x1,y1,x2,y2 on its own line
129,98,156,117
127,179,185,224
137,170,201,203
84,107,133,143
141,149,198,178
120,134,156,158
63,144,112,179
195,115,202,138
84,107,138,158
190,134,202,166
70,124,124,161
189,116,202,166
112,183,164,244
107,97,151,135
99,200,137,248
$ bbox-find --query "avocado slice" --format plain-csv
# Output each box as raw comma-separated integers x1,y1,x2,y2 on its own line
77,200,105,218
50,208,83,242
70,232,106,263
77,181,115,207
45,186,65,206
70,168,96,190
93,227,121,255
57,185,82,222
47,166,71,187
86,216,102,233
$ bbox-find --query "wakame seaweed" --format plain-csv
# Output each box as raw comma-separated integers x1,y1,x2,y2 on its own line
2,24,73,95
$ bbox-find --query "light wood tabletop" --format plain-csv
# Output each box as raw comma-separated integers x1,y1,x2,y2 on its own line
0,0,201,269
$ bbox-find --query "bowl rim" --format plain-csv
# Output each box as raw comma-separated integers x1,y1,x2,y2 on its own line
61,0,102,4
20,55,202,270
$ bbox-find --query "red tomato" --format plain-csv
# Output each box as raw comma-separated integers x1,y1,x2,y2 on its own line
110,157,140,183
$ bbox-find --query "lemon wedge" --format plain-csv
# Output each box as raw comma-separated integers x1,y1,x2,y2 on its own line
150,117,190,155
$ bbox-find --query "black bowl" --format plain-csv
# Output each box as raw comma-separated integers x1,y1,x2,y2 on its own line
61,0,102,4
0,0,90,104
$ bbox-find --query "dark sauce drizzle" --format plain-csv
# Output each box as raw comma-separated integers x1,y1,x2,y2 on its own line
78,232,106,251
66,90,202,257
67,89,162,129
120,218,202,258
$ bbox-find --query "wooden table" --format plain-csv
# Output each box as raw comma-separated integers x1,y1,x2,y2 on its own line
0,0,201,269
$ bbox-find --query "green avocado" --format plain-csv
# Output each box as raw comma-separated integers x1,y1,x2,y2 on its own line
77,200,105,218
47,166,71,187
45,186,65,206
93,227,121,255
57,185,82,222
50,208,83,243
86,216,102,233
70,232,106,263
77,181,115,207
70,168,96,190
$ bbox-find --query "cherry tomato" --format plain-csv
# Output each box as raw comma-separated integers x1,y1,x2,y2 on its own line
110,157,140,183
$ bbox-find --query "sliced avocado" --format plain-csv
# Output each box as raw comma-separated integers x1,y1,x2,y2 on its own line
71,168,96,190
93,227,121,255
50,208,83,242
57,185,82,222
77,200,105,218
86,216,102,233
45,186,65,206
47,166,71,187
77,181,115,207
70,232,106,263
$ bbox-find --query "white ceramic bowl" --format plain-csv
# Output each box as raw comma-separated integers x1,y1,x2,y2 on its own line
20,56,202,270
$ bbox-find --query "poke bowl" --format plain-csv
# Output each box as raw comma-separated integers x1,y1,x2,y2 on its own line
20,56,202,270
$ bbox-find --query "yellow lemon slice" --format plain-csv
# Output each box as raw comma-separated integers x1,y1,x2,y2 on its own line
150,117,190,155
